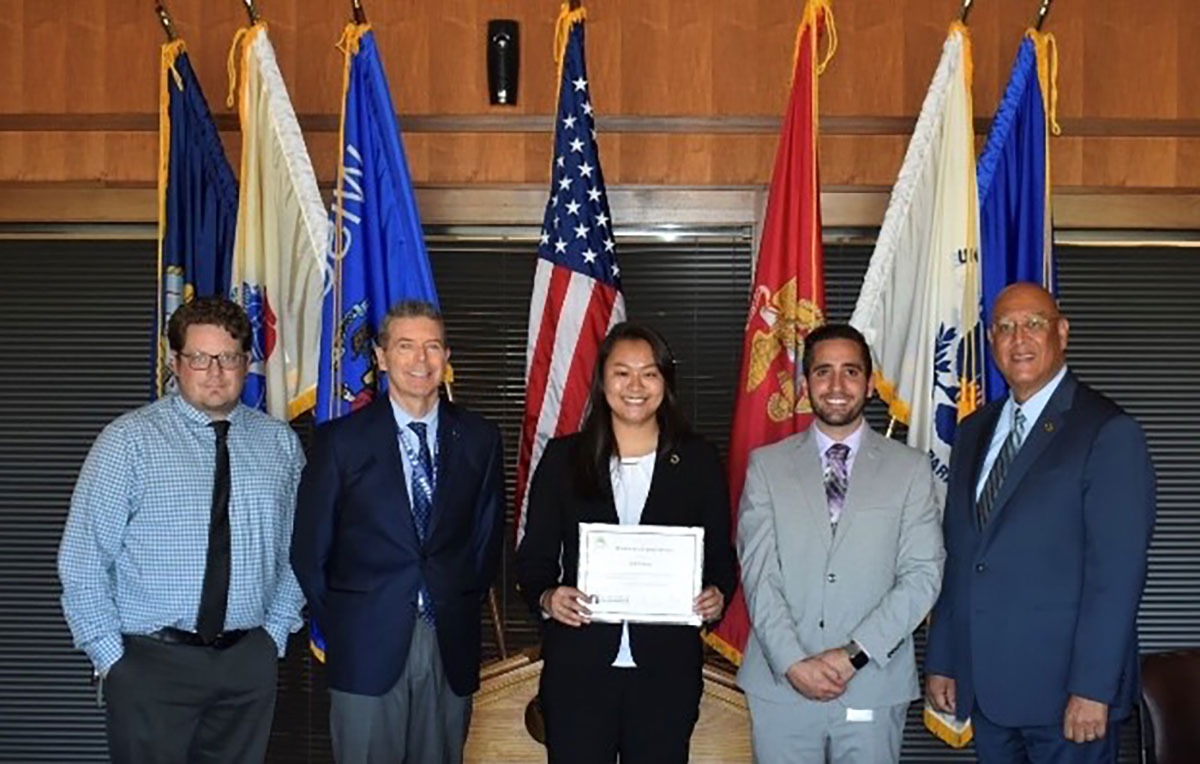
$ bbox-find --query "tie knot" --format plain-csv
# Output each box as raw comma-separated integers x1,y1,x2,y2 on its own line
407,421,427,440
210,420,230,440
1013,407,1027,431
826,443,850,464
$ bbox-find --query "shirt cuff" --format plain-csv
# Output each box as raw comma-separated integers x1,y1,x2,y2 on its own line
86,634,124,676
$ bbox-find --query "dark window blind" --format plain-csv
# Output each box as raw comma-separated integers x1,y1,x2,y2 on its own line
1,235,1196,763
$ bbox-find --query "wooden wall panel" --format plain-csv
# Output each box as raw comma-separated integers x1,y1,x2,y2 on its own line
0,0,1198,199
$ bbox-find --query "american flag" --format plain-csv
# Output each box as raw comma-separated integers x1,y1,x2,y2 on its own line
514,11,625,544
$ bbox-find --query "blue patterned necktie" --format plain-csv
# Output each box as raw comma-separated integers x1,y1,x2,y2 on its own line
406,421,436,625
977,407,1027,528
825,443,850,526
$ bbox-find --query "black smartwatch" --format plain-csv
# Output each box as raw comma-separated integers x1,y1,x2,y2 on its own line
845,641,869,670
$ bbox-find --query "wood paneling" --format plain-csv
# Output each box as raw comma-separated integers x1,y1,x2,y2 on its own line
0,0,1198,197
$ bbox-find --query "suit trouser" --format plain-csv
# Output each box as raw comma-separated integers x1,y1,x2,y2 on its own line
971,701,1120,764
103,627,279,764
329,619,472,764
745,693,908,764
539,658,703,764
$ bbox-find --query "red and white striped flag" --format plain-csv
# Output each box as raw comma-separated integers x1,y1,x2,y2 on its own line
514,4,625,544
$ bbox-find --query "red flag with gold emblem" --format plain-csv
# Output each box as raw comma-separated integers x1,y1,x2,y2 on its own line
705,0,834,664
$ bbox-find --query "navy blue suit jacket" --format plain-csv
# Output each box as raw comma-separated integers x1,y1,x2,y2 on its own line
291,397,505,696
926,372,1155,727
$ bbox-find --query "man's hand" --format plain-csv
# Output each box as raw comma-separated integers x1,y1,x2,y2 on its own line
816,647,856,683
786,657,846,701
540,586,592,627
1063,695,1108,744
925,674,957,715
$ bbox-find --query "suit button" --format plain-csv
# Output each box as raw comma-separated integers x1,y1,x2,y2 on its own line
975,563,986,573
827,573,836,583
819,620,825,628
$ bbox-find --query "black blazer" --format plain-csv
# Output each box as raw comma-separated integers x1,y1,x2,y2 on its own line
515,432,737,673
291,397,505,696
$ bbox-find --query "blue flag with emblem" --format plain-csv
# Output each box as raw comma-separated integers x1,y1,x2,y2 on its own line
308,23,441,661
978,29,1059,402
155,40,238,398
319,23,440,425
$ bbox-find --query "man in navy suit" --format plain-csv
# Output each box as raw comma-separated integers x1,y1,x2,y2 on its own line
925,283,1155,762
292,300,505,764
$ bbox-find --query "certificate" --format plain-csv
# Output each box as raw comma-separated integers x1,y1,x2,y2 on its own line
577,523,704,626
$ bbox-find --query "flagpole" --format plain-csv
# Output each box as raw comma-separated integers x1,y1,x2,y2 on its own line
444,377,509,660
351,0,367,25
1032,0,1053,30
154,2,179,41
959,0,976,23
240,0,259,25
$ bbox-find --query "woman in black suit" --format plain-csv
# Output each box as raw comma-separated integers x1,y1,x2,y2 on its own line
515,322,737,763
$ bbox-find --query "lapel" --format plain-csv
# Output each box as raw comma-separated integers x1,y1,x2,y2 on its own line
790,430,834,553
980,372,1077,542
969,401,1006,492
829,425,882,556
428,397,458,540
636,446,677,526
365,397,416,541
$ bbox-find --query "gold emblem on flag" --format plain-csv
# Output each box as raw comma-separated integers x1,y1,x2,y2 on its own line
744,278,823,422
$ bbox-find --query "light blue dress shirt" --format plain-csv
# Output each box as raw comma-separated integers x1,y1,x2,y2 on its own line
975,365,1069,500
388,398,439,507
58,395,306,674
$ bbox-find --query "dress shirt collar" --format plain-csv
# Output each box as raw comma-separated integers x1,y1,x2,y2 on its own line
388,397,439,437
171,393,248,428
1004,364,1068,434
814,419,865,461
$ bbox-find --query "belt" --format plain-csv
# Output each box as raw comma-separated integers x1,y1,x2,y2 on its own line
143,627,251,650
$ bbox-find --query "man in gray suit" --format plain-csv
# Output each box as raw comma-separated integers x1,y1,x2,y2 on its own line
737,323,944,763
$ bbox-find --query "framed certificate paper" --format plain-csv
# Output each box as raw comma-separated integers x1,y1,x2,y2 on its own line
577,523,704,626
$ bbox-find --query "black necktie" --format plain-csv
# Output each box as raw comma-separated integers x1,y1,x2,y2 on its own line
196,420,231,642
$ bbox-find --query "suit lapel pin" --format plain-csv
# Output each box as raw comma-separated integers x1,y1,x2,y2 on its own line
670,453,680,465
1043,421,1055,433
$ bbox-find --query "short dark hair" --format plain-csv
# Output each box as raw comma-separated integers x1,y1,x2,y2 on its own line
801,323,873,380
377,300,445,346
167,297,252,353
571,322,692,498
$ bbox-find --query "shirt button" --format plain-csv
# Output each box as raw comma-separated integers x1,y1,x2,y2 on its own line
976,563,986,573
819,619,825,628
827,573,837,583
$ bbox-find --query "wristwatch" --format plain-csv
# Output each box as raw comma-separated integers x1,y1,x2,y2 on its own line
844,641,869,670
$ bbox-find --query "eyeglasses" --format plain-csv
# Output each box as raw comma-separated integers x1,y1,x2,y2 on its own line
178,351,248,371
992,315,1055,338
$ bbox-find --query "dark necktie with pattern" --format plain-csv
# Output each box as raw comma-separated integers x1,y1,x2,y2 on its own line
825,442,850,527
406,421,436,626
196,419,231,642
976,407,1027,528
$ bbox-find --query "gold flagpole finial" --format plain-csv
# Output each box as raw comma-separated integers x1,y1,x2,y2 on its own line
351,0,367,25
1033,0,1053,31
155,2,179,41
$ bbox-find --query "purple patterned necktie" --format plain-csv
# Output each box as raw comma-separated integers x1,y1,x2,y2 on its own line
825,442,850,525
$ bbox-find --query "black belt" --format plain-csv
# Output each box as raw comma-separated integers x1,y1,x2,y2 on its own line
143,627,251,650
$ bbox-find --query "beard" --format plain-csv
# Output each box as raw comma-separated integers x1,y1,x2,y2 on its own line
811,395,867,429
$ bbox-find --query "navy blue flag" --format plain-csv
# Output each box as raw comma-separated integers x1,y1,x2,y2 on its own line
155,41,239,397
318,24,440,424
978,30,1059,402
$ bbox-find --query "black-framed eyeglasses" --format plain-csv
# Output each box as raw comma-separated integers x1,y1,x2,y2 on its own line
177,351,248,371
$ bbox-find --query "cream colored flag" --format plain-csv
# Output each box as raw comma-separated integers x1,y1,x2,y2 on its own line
229,22,329,420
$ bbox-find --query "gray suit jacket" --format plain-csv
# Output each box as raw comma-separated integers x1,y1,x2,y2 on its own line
736,425,944,708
